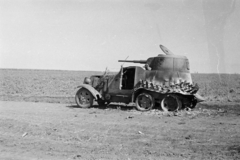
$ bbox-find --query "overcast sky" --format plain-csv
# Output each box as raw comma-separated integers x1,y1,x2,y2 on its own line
0,0,239,73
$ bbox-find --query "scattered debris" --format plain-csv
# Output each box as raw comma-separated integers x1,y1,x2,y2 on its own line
229,88,235,93
185,135,192,140
218,109,227,113
22,132,28,137
72,154,82,159
185,107,192,111
126,115,134,119
178,121,186,125
89,111,96,114
173,112,179,116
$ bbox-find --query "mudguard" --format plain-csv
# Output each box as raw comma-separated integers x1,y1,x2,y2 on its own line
77,84,102,100
193,93,205,102
133,87,205,103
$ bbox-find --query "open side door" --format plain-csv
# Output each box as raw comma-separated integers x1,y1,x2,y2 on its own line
106,66,133,103
121,67,136,90
119,65,123,90
107,66,123,93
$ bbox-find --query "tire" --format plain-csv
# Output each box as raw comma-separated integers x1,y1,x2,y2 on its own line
161,95,182,112
135,92,155,111
75,88,94,108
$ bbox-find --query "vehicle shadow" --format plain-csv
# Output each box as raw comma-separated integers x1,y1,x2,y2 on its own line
66,103,135,111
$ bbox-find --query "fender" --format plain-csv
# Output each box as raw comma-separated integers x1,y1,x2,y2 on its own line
77,84,102,100
193,93,205,102
132,87,205,103
132,88,148,102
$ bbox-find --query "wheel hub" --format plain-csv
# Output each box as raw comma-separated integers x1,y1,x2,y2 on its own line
79,92,90,104
135,93,154,111
139,96,151,109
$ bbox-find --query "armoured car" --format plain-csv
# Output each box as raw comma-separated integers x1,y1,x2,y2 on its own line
75,45,204,111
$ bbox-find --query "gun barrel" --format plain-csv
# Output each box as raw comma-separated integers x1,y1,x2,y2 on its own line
118,60,146,64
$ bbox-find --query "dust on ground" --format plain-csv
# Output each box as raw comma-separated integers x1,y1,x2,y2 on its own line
0,101,240,160
0,69,240,159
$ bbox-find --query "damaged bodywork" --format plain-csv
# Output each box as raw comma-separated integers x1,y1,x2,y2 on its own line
75,45,204,111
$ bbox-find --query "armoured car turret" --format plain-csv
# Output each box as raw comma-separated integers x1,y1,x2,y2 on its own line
75,45,204,111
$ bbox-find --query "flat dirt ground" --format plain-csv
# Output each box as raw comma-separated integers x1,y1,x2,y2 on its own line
0,69,240,160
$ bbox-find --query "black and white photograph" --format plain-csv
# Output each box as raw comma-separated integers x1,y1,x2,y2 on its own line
0,0,240,159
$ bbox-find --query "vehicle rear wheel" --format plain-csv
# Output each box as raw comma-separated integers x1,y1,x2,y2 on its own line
75,88,94,108
135,93,155,111
161,95,182,112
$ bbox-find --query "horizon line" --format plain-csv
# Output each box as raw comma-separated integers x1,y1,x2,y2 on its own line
0,67,239,75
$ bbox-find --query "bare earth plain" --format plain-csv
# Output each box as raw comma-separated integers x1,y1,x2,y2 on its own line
0,69,240,160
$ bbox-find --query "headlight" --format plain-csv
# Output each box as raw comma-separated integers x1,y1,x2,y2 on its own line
83,77,91,84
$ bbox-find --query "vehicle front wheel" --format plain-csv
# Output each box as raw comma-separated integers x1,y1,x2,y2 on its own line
75,88,94,108
135,93,155,111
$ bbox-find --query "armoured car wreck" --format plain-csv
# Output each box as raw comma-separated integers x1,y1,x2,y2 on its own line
75,45,204,111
